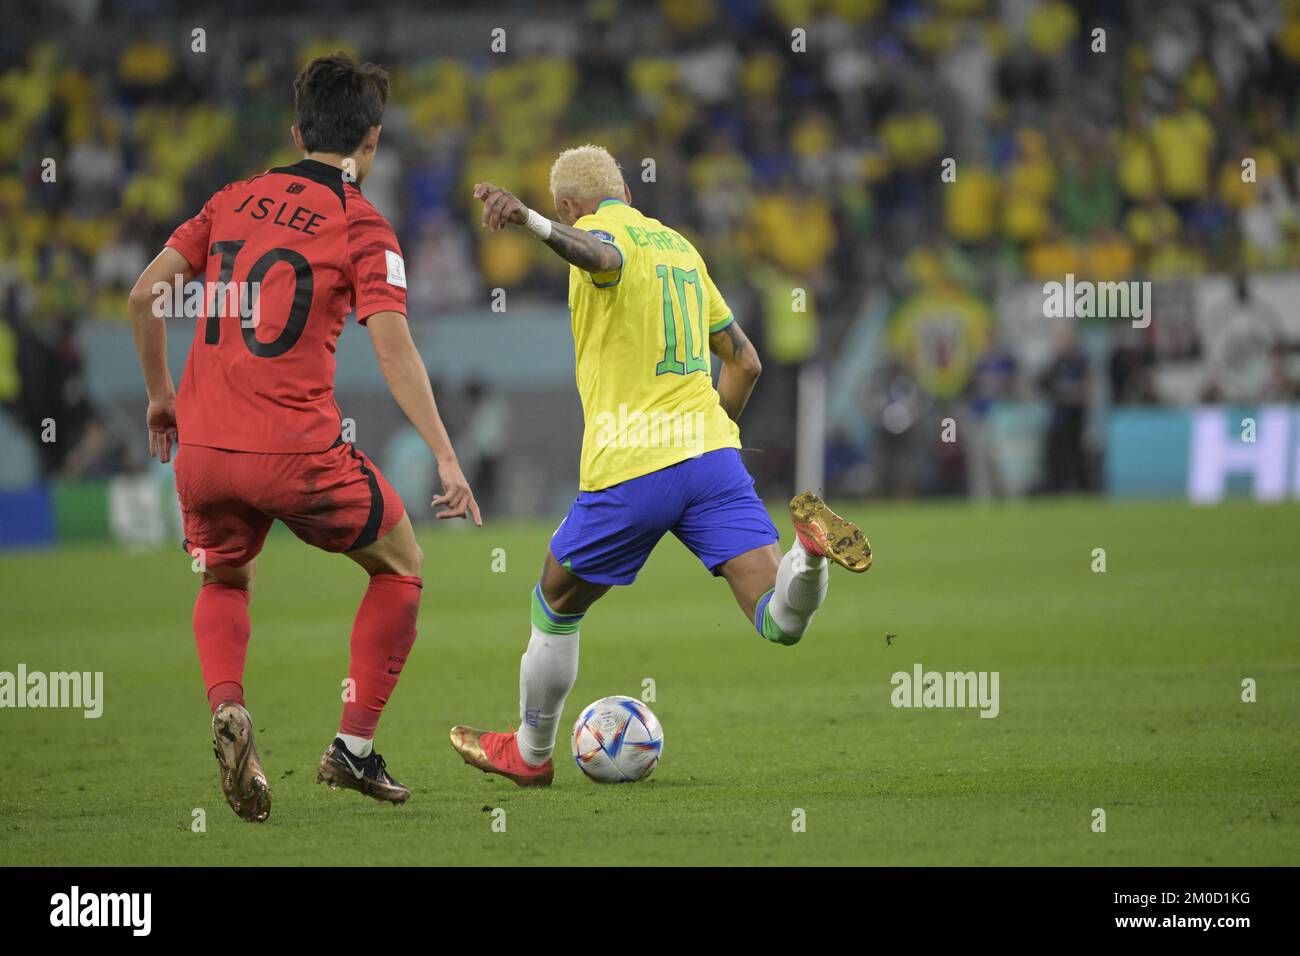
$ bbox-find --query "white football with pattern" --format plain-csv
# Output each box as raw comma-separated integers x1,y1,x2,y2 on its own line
571,695,664,783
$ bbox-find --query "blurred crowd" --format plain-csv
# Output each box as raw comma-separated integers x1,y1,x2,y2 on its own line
4,1,1297,320
1,0,1298,492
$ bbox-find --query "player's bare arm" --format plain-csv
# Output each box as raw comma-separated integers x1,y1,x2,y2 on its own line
472,181,620,274
366,310,482,525
541,221,622,273
128,246,194,463
709,318,763,422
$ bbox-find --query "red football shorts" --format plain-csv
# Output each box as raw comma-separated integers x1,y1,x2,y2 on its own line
174,441,405,568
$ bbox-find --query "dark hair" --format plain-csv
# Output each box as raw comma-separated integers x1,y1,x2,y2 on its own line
293,53,389,155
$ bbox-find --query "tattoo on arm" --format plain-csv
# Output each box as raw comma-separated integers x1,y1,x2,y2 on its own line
710,318,760,421
543,223,622,274
710,320,753,362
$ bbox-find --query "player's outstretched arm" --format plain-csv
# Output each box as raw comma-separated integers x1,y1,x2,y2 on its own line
129,247,193,463
366,311,482,525
472,182,620,274
710,318,763,422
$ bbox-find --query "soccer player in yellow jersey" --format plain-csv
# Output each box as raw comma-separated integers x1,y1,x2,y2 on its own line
450,145,870,785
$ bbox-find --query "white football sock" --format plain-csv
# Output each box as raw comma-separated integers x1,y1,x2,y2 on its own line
337,733,373,758
768,539,829,639
517,625,579,766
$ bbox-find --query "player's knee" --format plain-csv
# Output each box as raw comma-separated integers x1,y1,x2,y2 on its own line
389,541,422,579
365,516,422,578
539,558,604,617
532,582,588,636
542,585,579,616
203,568,253,593
373,548,420,579
542,579,602,617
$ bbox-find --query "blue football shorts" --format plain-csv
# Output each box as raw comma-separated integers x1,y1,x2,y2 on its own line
549,448,780,586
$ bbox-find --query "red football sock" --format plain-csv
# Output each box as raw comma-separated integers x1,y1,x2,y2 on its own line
193,581,251,712
340,573,422,739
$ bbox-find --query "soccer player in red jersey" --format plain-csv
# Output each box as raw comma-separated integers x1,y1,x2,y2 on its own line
128,54,478,821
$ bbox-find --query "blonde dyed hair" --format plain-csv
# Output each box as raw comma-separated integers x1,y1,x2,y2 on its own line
549,144,624,204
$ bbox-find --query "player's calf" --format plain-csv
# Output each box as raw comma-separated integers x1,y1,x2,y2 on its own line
749,495,871,647
449,570,589,786
335,513,423,780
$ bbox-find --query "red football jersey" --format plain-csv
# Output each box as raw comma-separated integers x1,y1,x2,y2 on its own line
166,159,406,453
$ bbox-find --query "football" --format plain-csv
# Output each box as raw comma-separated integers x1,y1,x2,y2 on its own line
571,696,664,783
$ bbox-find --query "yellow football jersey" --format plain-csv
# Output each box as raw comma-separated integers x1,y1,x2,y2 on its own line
568,199,741,491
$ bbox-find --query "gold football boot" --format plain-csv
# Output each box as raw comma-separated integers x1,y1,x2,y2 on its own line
789,492,872,572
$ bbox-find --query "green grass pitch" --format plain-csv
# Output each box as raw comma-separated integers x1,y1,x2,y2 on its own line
1,498,1297,866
